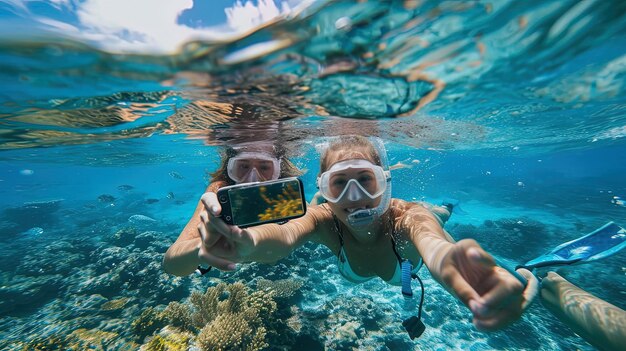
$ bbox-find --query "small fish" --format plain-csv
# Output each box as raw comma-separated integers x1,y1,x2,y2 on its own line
145,198,160,204
20,169,34,176
167,192,175,199
128,214,157,224
117,185,134,191
611,196,625,207
22,227,44,236
98,194,116,203
390,162,412,171
169,171,184,179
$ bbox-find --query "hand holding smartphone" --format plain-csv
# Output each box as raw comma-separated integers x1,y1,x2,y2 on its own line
216,177,307,228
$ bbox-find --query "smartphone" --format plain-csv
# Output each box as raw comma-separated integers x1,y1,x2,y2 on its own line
216,177,307,228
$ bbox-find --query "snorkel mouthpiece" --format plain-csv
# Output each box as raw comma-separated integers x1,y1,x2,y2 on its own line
347,208,377,226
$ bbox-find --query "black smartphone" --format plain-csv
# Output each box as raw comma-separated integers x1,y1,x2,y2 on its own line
216,177,307,228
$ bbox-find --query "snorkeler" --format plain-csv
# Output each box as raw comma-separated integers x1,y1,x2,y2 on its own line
163,141,302,276
192,135,536,332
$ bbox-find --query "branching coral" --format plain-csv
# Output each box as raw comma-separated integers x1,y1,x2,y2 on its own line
190,282,278,351
137,281,291,351
258,184,304,221
141,329,191,351
132,306,167,339
196,314,268,351
163,301,194,332
256,278,304,300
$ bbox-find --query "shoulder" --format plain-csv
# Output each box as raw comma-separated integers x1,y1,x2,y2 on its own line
390,199,442,231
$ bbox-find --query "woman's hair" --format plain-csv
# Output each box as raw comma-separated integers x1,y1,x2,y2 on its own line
319,135,381,175
210,143,303,185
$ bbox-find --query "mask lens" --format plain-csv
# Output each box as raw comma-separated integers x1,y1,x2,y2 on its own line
319,160,387,203
228,153,279,183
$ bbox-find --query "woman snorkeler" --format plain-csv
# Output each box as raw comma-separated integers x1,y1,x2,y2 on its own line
177,135,537,331
163,140,302,276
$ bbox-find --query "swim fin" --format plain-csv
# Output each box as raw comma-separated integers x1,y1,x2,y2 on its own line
517,222,626,271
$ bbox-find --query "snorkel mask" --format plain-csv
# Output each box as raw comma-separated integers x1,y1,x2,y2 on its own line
316,136,391,227
227,151,281,183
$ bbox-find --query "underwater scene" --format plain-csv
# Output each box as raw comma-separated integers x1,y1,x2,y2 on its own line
1,0,625,350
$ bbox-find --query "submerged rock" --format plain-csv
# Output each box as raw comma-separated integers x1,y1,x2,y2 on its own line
98,194,116,203
2,199,63,233
128,215,157,225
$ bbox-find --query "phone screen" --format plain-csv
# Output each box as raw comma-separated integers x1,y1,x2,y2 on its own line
227,178,305,226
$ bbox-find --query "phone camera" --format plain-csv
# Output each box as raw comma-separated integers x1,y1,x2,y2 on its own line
219,195,227,203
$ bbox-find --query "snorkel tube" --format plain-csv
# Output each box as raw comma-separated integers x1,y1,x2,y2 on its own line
347,136,392,227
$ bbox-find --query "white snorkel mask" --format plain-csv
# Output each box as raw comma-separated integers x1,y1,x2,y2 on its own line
226,141,282,184
316,136,391,227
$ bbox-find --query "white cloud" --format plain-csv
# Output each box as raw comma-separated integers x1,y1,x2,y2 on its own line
225,0,291,32
11,0,306,53
74,0,218,53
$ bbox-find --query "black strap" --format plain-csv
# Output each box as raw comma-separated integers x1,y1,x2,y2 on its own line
196,265,212,276
388,217,404,264
332,214,345,262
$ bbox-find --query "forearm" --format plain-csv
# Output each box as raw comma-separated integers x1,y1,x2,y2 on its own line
542,280,626,351
415,230,455,283
244,222,306,263
163,237,202,276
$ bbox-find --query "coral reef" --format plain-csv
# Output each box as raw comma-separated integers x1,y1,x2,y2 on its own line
0,274,64,314
101,297,131,311
196,314,268,351
256,278,304,301
162,301,194,332
450,217,557,261
158,281,293,351
20,328,136,351
140,326,192,351
132,306,167,340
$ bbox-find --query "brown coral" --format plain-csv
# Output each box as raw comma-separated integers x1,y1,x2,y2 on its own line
163,301,194,332
256,278,304,300
189,282,278,351
196,314,268,351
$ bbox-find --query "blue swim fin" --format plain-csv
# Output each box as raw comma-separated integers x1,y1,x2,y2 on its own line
518,222,626,271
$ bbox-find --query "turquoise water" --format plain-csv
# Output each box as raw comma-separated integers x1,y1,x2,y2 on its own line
1,1,625,350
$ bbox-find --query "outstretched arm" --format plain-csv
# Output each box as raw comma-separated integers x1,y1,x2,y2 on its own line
163,182,227,276
541,272,626,351
194,193,332,268
401,204,529,331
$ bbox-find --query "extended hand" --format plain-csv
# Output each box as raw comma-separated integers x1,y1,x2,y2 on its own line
439,239,533,331
196,192,255,271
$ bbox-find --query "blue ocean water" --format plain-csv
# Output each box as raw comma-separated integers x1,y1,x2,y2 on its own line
1,1,625,350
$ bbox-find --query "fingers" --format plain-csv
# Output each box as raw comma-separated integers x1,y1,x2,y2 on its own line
465,243,495,268
473,305,522,331
517,268,539,310
539,271,565,308
198,243,236,271
201,192,221,216
481,267,525,305
198,211,222,248
441,268,481,306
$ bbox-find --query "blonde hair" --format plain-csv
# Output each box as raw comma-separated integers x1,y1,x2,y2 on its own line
319,135,382,175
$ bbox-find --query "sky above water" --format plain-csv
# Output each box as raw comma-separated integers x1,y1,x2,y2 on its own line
0,0,309,53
